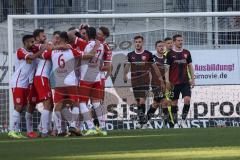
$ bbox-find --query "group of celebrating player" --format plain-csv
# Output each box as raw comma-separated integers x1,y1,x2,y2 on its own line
8,24,112,138
8,22,195,139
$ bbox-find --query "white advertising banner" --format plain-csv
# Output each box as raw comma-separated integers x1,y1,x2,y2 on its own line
105,49,240,87
104,85,240,120
192,49,240,85
104,85,240,129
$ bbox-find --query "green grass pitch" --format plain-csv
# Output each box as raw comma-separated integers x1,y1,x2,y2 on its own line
0,127,240,160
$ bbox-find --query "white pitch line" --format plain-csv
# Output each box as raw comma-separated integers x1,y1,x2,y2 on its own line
0,134,179,144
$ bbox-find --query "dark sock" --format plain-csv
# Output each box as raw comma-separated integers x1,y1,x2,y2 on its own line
138,104,146,124
93,118,99,127
147,105,157,121
162,107,169,116
182,104,190,120
162,107,169,124
171,106,178,124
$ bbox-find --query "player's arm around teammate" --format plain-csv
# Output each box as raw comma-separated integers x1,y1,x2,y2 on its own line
8,35,44,139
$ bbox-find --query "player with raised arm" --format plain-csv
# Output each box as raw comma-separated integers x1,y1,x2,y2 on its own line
78,27,106,135
68,26,88,52
8,35,43,139
166,34,195,128
89,26,113,132
32,29,53,137
123,35,165,129
67,26,89,133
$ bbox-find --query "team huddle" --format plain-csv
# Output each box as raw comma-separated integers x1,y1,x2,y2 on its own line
9,25,112,138
8,23,195,139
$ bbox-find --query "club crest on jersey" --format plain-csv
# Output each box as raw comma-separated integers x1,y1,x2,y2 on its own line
142,55,147,61
16,98,21,103
184,53,188,59
48,92,52,98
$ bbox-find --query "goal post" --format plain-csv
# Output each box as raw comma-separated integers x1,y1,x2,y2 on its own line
6,11,240,131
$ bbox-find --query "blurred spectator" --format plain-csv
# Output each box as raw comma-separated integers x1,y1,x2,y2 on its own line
2,0,9,21
37,0,54,14
13,0,26,14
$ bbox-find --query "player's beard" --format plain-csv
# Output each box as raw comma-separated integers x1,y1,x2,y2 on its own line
136,46,143,52
98,37,104,42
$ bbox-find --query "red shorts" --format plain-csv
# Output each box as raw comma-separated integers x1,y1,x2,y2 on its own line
54,86,78,104
78,81,103,102
33,76,52,102
12,88,28,107
27,84,39,105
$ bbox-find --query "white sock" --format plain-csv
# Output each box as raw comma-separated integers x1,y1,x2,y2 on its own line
93,102,106,129
70,107,79,128
53,111,62,134
25,112,33,133
61,107,72,124
78,114,84,130
61,120,67,133
10,109,20,132
78,120,84,131
80,103,94,129
40,109,50,134
48,111,53,131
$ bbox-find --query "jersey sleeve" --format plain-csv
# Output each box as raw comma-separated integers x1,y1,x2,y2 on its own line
127,52,132,62
186,51,192,64
163,55,167,65
42,50,52,60
163,50,168,56
148,52,154,63
17,48,29,60
152,55,157,63
75,37,88,51
84,42,94,54
103,43,112,62
71,48,83,58
166,51,172,65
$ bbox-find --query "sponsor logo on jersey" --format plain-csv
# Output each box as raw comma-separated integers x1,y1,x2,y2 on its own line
184,53,188,59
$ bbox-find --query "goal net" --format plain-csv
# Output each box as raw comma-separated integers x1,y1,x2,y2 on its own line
3,12,240,132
